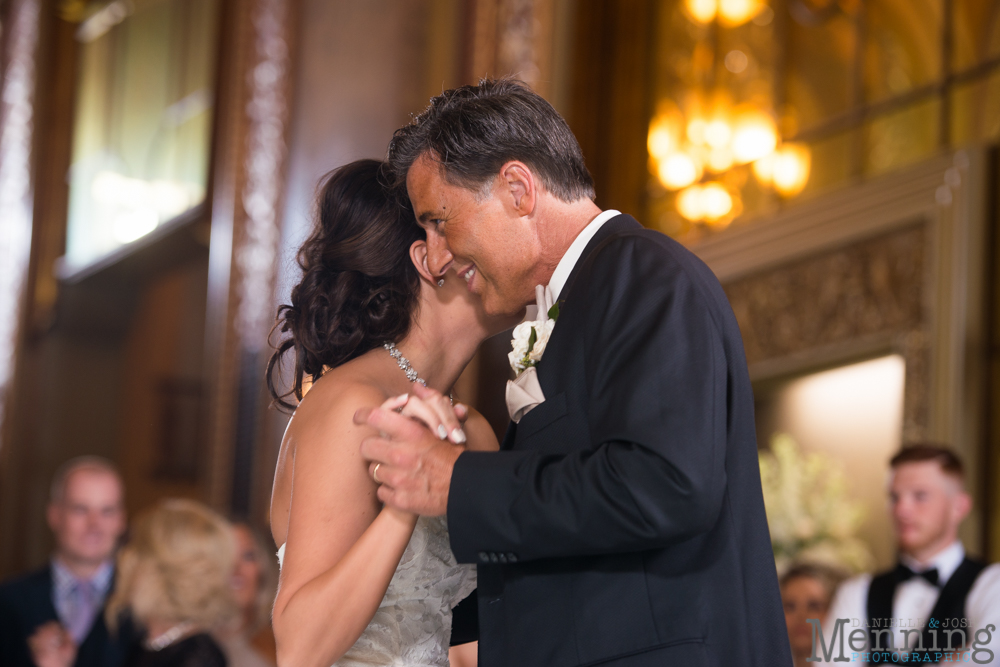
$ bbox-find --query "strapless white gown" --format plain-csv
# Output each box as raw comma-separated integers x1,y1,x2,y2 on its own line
277,515,477,667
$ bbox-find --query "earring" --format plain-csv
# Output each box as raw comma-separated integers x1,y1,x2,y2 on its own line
437,278,445,287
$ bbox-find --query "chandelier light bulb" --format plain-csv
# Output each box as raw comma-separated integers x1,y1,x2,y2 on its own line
685,0,718,24
718,0,764,27
701,182,734,221
647,113,679,159
752,153,774,185
771,142,811,197
676,185,706,221
731,106,778,163
657,152,702,190
704,119,732,149
706,146,735,173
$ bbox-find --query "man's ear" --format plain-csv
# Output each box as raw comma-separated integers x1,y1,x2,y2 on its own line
500,161,537,216
953,490,973,524
409,239,437,283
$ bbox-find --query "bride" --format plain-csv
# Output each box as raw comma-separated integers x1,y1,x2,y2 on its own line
267,159,517,667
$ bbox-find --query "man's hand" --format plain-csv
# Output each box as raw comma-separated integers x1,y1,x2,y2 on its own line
28,622,76,667
356,385,466,515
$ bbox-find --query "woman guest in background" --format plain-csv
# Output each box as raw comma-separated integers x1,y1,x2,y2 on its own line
267,159,517,667
106,499,237,667
216,522,279,667
780,563,846,667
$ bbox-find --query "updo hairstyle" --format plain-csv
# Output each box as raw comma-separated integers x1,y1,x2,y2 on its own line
267,159,424,411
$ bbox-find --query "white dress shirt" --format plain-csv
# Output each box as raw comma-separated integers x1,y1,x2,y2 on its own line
547,209,621,303
818,542,1000,664
522,209,621,322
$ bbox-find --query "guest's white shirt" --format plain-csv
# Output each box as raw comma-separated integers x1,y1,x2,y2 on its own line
818,541,1000,664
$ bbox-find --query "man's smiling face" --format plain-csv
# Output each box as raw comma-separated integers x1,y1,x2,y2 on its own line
406,153,539,317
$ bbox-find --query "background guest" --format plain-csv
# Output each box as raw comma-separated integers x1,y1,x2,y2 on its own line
215,521,277,667
105,499,236,667
821,445,1000,664
781,562,845,667
0,456,136,667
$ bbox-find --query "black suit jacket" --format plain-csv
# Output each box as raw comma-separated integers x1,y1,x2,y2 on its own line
448,215,792,667
0,564,138,667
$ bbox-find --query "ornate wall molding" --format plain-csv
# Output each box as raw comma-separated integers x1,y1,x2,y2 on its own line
724,225,930,441
689,148,992,554
205,0,294,514
0,0,41,442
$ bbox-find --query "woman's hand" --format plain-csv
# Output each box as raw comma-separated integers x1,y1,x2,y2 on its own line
378,384,468,446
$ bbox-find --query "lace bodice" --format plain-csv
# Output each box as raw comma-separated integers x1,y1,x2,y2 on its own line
277,515,477,667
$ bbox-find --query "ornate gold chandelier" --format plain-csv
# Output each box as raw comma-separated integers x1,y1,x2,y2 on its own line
648,0,812,229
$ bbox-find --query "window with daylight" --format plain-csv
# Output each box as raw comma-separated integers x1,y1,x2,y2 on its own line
63,0,221,273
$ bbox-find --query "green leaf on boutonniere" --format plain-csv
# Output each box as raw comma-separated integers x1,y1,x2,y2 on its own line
548,302,560,321
526,326,538,355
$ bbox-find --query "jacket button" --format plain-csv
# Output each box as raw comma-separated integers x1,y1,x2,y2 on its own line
498,553,508,564
478,552,489,563
489,552,499,563
507,553,518,563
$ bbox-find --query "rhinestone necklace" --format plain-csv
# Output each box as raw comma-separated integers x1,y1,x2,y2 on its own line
383,341,453,403
145,621,195,651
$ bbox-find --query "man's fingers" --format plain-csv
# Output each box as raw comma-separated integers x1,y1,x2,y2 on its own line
398,398,446,439
379,393,410,411
354,406,423,440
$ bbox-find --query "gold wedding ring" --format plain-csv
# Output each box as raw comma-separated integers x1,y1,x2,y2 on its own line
372,463,382,484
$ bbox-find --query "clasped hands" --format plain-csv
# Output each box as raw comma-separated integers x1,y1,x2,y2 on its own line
354,383,467,516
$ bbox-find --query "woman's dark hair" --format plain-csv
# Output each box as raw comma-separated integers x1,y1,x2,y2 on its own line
387,78,595,202
267,159,423,411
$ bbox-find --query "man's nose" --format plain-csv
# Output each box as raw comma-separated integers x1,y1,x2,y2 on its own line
426,233,454,277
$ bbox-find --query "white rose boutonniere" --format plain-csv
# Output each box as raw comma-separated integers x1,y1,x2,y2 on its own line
508,310,557,376
505,294,558,424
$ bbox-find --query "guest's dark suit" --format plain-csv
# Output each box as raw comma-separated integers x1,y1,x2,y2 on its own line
0,565,138,667
448,215,792,667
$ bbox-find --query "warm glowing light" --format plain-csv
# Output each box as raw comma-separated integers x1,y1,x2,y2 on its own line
731,106,777,163
685,0,717,23
686,117,707,146
704,119,732,149
706,146,734,172
701,182,734,220
676,185,706,221
676,182,735,223
771,142,811,197
725,50,749,74
752,153,774,184
718,0,764,26
657,152,702,190
648,126,674,160
647,111,682,159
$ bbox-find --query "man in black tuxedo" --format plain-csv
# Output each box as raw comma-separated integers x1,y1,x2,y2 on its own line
356,79,791,667
0,457,137,667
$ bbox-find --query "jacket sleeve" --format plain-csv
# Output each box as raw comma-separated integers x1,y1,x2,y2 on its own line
448,236,730,563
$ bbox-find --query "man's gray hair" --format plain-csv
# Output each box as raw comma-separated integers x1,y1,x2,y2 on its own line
50,456,123,504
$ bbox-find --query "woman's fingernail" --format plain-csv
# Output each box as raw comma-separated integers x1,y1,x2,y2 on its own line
437,424,449,440
451,428,467,444
398,393,409,401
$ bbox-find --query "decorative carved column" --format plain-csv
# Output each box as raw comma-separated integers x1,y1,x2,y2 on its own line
469,0,557,99
0,0,41,447
205,0,295,519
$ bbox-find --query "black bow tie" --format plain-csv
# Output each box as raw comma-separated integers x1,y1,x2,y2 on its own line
896,564,940,587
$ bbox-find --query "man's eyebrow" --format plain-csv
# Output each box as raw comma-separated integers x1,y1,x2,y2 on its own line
417,209,441,223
